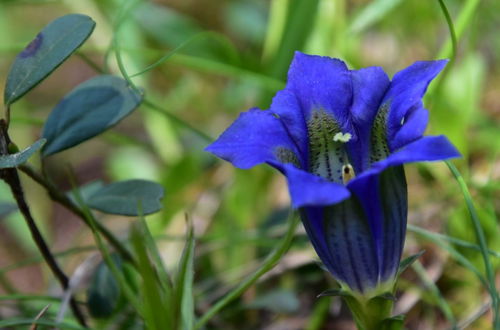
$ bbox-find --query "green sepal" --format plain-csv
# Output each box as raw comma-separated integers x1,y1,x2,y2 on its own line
330,290,398,330
317,288,351,298
398,250,425,276
380,314,405,330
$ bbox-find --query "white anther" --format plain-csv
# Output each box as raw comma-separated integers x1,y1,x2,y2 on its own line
333,132,352,143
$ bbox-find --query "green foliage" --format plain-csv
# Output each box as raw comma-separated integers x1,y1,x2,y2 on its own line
4,14,95,105
86,179,164,216
87,255,123,319
41,75,143,156
0,139,45,168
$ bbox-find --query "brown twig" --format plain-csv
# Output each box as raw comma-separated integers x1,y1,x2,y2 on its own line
0,120,87,327
18,164,135,265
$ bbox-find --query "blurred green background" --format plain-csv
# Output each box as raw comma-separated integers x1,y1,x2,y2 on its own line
0,0,499,329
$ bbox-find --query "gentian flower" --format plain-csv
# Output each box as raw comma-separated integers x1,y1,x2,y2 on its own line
206,52,460,297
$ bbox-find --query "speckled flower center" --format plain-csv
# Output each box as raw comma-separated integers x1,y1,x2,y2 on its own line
370,103,390,164
307,110,351,184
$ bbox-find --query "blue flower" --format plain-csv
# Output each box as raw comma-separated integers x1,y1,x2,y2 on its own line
206,52,460,295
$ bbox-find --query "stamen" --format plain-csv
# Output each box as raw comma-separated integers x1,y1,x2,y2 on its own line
400,117,405,125
333,132,352,143
342,164,355,184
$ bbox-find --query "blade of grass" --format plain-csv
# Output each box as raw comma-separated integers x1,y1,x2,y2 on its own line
174,217,196,330
262,0,289,62
408,224,488,289
436,0,480,60
195,210,299,329
68,174,143,314
130,217,172,329
130,31,238,78
437,0,457,61
412,261,456,327
445,160,499,328
408,225,500,258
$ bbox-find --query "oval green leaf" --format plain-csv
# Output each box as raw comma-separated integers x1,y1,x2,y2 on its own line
4,14,96,105
87,255,122,319
41,75,143,156
0,139,46,168
86,179,164,216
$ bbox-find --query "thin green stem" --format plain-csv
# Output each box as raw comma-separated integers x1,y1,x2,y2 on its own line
77,52,106,74
195,211,300,329
142,99,213,143
445,160,499,329
437,0,457,62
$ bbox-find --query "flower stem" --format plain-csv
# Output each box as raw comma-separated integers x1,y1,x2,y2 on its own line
194,211,300,329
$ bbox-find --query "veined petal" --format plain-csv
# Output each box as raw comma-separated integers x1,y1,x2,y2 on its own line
383,60,448,151
349,135,460,190
205,108,300,169
348,67,390,172
269,90,309,162
287,52,353,132
282,164,350,208
301,199,379,293
378,166,407,281
350,67,390,125
392,106,429,150
348,166,408,284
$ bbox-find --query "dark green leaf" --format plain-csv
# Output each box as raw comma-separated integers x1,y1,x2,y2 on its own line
87,255,122,319
41,75,143,156
0,139,45,168
4,14,95,105
398,250,425,276
66,180,105,205
86,179,164,216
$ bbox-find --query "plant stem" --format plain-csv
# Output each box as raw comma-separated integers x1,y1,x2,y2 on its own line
0,121,87,327
18,164,135,266
194,211,299,329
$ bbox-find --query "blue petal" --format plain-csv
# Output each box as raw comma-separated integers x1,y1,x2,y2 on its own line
348,66,390,172
269,90,309,162
392,106,429,150
286,52,352,131
383,60,448,151
205,108,300,169
350,67,390,125
282,164,350,208
378,166,407,281
349,135,460,190
348,166,408,284
301,199,380,293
